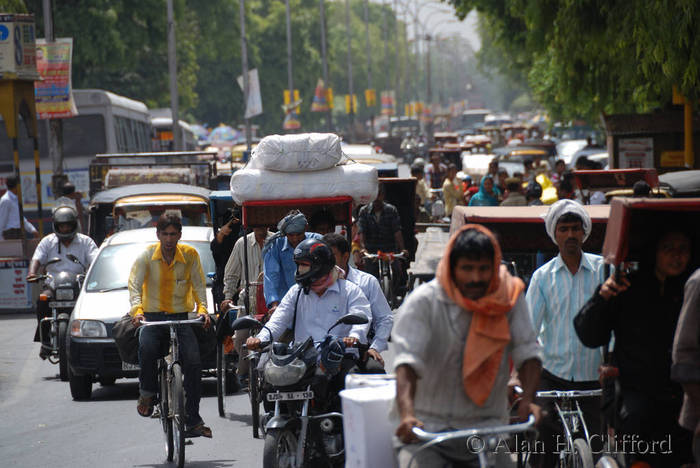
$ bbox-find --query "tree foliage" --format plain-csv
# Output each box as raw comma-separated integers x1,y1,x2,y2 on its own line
446,0,700,121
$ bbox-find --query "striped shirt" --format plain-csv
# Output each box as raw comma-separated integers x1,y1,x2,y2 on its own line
128,243,208,316
526,252,606,382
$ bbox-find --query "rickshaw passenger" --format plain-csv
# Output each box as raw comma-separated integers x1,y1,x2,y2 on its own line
526,200,605,468
263,210,321,313
392,226,542,468
323,233,391,373
672,267,700,466
575,229,696,467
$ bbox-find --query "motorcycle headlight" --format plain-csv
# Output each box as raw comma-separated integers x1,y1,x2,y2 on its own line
264,357,307,386
70,320,107,338
56,288,74,300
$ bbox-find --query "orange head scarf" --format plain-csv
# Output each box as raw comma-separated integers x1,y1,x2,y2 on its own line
435,224,525,406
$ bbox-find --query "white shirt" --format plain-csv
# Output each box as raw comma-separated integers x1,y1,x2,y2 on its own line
345,266,393,352
223,231,272,301
256,278,371,345
0,190,37,239
31,233,99,276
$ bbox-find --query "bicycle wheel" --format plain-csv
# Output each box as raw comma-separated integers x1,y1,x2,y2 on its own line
249,360,261,438
159,362,174,461
216,341,226,417
171,363,186,468
382,262,394,308
572,438,594,468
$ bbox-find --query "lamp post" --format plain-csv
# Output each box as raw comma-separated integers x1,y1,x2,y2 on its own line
166,0,181,150
364,0,374,139
319,0,332,131
345,0,355,142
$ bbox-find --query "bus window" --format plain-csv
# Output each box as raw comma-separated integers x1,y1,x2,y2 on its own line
63,115,107,157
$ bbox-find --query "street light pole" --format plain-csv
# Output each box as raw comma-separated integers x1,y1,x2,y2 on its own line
319,0,333,132
166,0,181,151
363,0,374,139
240,0,252,153
345,0,355,142
285,0,294,128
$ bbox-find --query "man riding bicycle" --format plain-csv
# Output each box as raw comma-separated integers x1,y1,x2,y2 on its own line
128,213,213,439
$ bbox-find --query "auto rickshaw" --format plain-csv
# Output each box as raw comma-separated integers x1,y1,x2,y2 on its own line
88,183,211,245
571,168,662,203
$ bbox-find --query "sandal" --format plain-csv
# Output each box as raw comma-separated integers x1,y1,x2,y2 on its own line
137,395,155,418
186,423,213,438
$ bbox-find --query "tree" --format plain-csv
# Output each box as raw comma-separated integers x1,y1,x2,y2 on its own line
445,0,700,121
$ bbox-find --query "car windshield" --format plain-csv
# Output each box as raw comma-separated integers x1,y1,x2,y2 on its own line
84,241,215,292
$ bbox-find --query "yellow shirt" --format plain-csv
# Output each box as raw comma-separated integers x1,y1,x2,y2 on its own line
442,177,464,216
128,242,208,316
415,179,430,204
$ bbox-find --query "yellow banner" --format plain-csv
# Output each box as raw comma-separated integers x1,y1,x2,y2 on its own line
345,94,357,114
364,89,376,107
327,88,334,109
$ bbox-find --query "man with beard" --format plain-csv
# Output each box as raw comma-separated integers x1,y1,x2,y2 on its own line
526,200,606,468
392,225,542,467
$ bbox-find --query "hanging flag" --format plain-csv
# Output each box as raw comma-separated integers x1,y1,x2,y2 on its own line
327,88,334,109
364,89,376,107
283,110,301,130
381,90,395,116
311,79,329,112
345,94,357,114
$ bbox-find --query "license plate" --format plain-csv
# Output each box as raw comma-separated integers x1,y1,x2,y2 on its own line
266,391,314,402
122,362,140,371
49,301,75,308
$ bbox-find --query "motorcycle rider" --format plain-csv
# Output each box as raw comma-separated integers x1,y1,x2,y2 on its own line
246,238,371,380
27,206,98,359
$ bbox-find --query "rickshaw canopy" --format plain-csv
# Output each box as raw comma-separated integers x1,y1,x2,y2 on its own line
602,197,700,265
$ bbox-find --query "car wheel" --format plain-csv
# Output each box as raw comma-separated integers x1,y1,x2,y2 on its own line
58,321,69,382
69,366,92,400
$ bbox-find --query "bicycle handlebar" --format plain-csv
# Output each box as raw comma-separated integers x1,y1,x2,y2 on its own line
140,316,206,327
536,389,602,399
363,252,405,260
412,415,536,443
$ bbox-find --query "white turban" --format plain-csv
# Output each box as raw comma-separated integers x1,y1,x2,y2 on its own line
544,199,592,244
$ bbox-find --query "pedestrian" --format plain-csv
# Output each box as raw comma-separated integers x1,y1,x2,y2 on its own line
442,163,465,217
425,152,447,189
500,177,527,206
525,181,544,206
392,225,542,467
468,175,499,207
0,175,37,240
550,159,566,187
672,267,700,466
210,208,241,308
527,199,606,468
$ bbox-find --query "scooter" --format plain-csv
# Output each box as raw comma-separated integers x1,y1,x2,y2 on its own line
232,312,369,468
29,254,85,381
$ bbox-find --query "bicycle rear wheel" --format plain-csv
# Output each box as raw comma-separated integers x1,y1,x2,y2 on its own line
159,362,174,461
171,363,186,468
216,342,227,417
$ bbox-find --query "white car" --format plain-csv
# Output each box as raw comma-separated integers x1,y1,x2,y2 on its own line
66,226,216,400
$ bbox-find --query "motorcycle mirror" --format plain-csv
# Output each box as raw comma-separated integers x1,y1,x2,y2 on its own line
231,315,264,332
46,257,61,265
327,313,369,333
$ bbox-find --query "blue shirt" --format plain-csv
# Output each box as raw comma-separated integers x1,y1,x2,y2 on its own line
526,252,606,382
263,232,322,306
346,266,393,352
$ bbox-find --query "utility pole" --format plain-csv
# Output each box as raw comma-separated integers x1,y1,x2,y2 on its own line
345,0,355,142
363,0,374,140
166,0,181,151
425,33,433,142
319,0,333,131
43,0,63,190
240,0,252,153
393,0,400,126
285,0,294,127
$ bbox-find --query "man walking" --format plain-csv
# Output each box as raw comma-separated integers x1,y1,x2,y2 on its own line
0,175,37,239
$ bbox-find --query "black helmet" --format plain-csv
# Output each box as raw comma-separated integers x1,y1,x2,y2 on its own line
293,238,335,293
53,205,78,241
526,181,543,199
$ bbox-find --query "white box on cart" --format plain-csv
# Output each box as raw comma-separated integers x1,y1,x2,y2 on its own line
341,374,398,468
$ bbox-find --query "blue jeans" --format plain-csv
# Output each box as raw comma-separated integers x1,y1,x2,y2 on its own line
138,312,203,428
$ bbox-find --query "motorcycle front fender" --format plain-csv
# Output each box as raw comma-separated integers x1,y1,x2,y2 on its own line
265,414,296,431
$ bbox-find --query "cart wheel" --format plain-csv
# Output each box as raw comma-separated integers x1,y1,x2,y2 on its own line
216,342,227,417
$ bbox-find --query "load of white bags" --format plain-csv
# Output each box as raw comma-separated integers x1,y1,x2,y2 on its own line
230,163,378,205
230,133,378,205
248,133,343,172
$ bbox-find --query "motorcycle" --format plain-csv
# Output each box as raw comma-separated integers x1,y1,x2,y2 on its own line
29,254,85,381
232,312,369,468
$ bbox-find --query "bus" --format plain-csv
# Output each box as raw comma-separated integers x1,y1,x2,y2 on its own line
461,108,491,130
0,89,152,215
150,113,198,151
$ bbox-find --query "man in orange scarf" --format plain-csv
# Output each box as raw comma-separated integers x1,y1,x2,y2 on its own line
392,225,543,467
